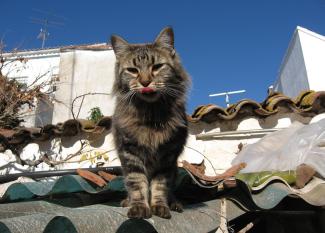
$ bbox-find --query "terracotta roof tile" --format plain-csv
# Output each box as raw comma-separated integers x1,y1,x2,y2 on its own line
0,117,111,152
189,90,325,123
1,90,325,151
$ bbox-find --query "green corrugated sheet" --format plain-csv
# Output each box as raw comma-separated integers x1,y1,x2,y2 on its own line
1,168,324,232
2,175,125,202
0,199,244,233
236,171,296,188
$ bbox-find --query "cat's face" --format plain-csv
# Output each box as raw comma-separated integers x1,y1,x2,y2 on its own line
111,27,188,103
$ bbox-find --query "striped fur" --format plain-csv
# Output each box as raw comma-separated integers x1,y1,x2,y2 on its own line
111,27,190,219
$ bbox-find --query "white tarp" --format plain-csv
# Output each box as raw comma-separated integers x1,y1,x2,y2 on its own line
233,117,325,177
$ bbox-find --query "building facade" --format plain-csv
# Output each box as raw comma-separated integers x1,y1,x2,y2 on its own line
2,43,116,127
274,26,325,97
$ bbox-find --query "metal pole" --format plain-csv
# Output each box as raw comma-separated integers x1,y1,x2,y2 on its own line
225,93,229,107
0,166,123,184
41,31,45,48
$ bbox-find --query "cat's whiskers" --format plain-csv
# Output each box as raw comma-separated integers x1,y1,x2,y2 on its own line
164,83,183,89
155,82,165,86
128,91,137,106
163,90,179,98
118,90,133,102
161,85,184,98
116,90,138,116
129,84,140,90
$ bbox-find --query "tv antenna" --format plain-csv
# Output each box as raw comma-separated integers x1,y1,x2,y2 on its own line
209,89,246,107
29,8,66,48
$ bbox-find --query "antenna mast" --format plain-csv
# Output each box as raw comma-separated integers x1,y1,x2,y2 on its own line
37,21,49,49
30,9,65,48
209,90,246,107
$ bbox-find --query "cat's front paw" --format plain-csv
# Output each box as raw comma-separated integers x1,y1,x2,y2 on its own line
127,203,152,219
151,204,171,219
170,201,183,213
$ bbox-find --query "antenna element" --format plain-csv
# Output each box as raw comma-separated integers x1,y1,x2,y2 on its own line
30,9,65,48
209,90,246,107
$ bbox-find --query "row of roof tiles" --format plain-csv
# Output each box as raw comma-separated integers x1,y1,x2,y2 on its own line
189,90,325,123
1,90,325,152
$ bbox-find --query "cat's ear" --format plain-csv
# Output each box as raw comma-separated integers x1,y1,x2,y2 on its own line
111,35,129,58
154,27,175,56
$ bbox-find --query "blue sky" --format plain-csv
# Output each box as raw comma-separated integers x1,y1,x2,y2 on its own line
1,0,325,113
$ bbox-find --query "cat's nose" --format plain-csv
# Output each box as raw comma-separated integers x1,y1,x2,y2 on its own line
140,79,151,87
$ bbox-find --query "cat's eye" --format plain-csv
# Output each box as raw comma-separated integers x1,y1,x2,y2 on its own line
152,63,164,72
126,67,139,74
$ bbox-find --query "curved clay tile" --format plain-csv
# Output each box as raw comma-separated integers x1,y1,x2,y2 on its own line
96,116,112,129
253,107,275,117
310,91,325,114
294,90,315,106
223,99,264,120
60,119,82,136
300,91,320,108
78,119,97,132
263,94,295,112
41,124,59,140
190,104,228,123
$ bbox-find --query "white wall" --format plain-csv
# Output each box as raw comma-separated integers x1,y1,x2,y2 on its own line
274,30,309,97
275,27,325,97
52,49,116,123
2,53,60,85
299,28,325,91
2,51,60,127
2,47,116,126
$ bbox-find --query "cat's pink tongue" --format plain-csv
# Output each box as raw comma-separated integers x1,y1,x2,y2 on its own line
140,87,155,94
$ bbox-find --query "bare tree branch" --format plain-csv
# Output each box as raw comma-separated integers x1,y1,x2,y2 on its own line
71,92,111,119
0,47,54,128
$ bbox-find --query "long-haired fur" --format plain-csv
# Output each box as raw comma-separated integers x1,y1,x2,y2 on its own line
111,27,190,219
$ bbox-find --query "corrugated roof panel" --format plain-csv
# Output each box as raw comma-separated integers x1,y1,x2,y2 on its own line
0,199,244,233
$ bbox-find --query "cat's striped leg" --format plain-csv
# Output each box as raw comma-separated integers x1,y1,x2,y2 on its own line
122,153,151,219
125,172,151,218
150,174,172,219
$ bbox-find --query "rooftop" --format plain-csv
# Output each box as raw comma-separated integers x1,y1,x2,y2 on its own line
2,43,113,58
0,90,325,232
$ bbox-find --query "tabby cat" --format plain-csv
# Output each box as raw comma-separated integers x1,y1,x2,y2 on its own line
111,27,190,219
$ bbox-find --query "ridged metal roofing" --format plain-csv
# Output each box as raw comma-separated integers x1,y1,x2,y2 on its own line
0,170,247,233
1,170,324,209
0,198,244,233
0,169,323,232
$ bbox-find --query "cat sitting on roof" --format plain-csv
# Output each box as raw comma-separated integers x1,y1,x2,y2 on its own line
111,27,190,219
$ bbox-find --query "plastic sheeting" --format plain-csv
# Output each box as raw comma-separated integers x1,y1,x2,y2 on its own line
232,119,325,177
